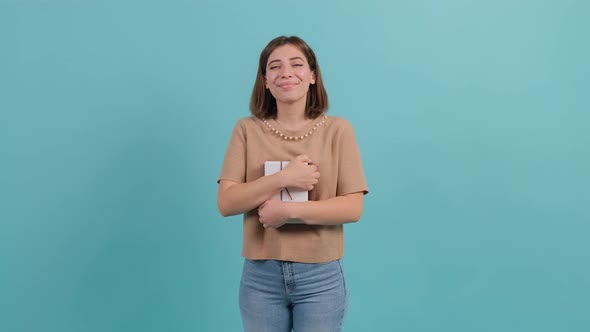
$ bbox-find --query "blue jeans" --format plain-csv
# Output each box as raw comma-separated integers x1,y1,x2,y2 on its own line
239,259,348,332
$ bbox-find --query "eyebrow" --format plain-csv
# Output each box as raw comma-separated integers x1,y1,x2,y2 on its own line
267,57,305,66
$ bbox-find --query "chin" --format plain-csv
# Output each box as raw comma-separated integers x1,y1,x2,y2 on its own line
275,93,307,104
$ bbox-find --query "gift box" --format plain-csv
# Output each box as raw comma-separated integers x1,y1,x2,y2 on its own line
264,161,309,202
264,161,308,224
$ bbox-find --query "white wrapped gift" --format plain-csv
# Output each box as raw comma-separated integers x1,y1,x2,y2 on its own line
264,161,309,202
264,161,308,224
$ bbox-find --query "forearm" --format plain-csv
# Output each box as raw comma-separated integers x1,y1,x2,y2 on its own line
218,175,283,217
288,193,364,226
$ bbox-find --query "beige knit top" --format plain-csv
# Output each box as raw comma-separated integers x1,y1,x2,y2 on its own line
218,115,368,263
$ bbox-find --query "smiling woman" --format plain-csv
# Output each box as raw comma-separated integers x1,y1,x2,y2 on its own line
264,45,316,108
250,36,328,122
217,36,369,332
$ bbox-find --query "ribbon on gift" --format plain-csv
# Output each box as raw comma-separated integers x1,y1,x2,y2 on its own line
280,161,293,200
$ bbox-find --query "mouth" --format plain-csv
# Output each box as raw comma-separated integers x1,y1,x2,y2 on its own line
277,81,299,89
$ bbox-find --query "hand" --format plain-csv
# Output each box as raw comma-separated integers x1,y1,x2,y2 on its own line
280,155,320,191
258,200,291,229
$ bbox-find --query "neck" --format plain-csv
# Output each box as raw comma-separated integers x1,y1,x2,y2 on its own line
275,99,309,130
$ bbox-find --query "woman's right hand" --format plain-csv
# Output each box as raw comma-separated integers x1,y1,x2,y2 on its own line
280,155,320,191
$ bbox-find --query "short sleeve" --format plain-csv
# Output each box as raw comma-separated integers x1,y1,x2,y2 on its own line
218,119,247,184
336,120,369,196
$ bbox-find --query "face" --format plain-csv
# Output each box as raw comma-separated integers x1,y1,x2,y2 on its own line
265,44,316,106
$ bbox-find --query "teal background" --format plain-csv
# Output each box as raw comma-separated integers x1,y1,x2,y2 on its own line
1,0,588,331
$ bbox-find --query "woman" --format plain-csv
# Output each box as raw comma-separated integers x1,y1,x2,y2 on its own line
217,36,368,332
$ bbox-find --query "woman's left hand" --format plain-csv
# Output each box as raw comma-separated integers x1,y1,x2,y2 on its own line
258,200,291,228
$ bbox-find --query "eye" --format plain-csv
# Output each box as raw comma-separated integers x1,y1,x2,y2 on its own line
293,63,303,67
269,65,279,70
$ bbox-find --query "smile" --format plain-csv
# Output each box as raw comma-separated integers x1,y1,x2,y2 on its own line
278,82,299,88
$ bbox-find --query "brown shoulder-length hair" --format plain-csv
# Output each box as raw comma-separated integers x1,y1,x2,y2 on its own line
250,36,328,120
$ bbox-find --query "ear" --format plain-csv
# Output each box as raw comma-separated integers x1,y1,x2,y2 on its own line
310,72,316,85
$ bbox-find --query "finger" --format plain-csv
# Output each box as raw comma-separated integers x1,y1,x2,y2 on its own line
297,155,311,163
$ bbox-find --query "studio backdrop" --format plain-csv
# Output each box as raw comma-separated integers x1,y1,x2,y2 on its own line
1,0,588,331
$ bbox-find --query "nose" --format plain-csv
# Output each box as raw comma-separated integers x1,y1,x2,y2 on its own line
279,66,293,78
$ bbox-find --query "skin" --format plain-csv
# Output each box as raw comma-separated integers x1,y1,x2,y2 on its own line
218,44,364,228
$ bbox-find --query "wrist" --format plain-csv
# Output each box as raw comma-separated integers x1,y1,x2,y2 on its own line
288,201,308,222
284,201,297,220
277,170,287,188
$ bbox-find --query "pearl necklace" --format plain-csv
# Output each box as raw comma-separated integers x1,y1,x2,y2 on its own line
262,115,328,140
